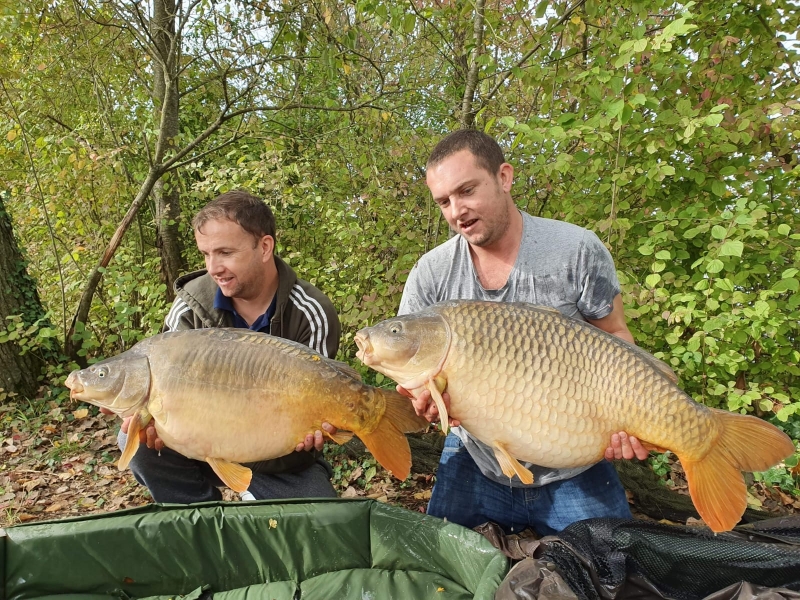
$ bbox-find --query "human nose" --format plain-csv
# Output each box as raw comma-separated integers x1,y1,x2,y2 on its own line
206,255,223,274
448,196,467,222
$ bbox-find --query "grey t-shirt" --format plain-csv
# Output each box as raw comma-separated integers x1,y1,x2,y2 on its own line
398,211,621,487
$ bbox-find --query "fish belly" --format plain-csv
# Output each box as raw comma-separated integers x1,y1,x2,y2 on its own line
149,387,310,463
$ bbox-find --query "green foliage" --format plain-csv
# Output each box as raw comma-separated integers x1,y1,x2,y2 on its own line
324,445,382,492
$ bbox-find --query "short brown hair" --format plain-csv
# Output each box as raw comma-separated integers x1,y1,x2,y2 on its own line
192,190,276,244
427,130,506,175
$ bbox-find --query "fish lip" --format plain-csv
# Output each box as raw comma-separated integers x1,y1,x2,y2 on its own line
353,331,372,363
64,372,84,397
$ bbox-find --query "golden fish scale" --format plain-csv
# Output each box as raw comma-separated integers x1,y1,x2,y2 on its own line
142,329,381,462
437,303,718,468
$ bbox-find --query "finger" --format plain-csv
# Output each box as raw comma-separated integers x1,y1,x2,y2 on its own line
99,407,113,415
396,385,413,399
448,418,461,428
605,447,616,461
424,403,440,423
303,433,314,451
145,426,158,449
313,430,324,452
618,431,635,460
609,432,622,460
630,436,649,460
154,437,164,452
120,417,131,434
412,394,432,417
321,422,337,435
295,442,305,452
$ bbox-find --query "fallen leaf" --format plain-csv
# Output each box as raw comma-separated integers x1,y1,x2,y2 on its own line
16,513,37,522
45,502,64,513
341,486,358,498
746,491,763,508
685,517,706,528
23,478,44,492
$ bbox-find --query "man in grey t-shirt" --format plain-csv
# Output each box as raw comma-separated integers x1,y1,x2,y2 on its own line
397,130,648,535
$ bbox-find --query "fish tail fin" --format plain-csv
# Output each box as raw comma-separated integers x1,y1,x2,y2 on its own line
358,389,428,481
680,409,794,532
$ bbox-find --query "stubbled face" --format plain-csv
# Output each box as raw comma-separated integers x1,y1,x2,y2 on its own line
426,149,514,248
195,218,273,300
354,314,451,389
64,355,151,416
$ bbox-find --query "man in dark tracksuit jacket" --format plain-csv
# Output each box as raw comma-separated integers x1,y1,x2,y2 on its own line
118,190,341,503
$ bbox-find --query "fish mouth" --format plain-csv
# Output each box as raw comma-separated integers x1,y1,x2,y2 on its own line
64,372,84,399
354,331,373,364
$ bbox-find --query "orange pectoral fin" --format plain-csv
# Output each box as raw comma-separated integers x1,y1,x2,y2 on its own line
492,441,534,485
206,457,252,493
118,414,142,470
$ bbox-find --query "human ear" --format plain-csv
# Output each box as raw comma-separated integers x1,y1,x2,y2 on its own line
498,163,514,192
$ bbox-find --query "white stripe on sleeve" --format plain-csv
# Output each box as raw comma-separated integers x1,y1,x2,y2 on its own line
290,285,330,356
164,298,191,331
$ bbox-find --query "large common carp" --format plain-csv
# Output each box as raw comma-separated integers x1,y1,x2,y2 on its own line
354,300,795,532
65,329,427,491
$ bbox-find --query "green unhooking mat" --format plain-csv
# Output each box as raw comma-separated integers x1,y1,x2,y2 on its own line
0,498,509,600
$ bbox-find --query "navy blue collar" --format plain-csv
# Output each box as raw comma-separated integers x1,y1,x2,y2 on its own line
213,288,276,332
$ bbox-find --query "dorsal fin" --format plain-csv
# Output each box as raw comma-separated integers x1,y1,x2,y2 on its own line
330,360,363,381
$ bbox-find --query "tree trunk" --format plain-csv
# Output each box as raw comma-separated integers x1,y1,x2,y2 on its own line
460,0,485,129
152,0,186,299
0,193,47,399
65,167,164,364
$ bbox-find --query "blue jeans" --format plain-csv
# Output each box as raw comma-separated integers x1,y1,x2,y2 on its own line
427,433,632,536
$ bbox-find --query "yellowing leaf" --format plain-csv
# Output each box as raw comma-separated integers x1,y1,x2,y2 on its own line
72,408,89,419
269,518,277,528
37,63,46,71
6,130,17,142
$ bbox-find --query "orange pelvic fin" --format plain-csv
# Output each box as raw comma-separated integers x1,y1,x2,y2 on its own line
426,377,450,435
359,389,428,481
206,457,252,493
640,441,669,453
325,429,354,444
118,409,151,470
680,409,795,533
492,441,534,484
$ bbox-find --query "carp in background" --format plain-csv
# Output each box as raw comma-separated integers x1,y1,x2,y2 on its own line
65,328,428,491
354,300,795,533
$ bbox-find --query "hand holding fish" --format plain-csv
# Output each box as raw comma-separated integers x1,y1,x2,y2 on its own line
605,432,649,461
396,386,461,428
295,423,338,452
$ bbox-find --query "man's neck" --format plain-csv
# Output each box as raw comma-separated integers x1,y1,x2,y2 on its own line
468,209,524,290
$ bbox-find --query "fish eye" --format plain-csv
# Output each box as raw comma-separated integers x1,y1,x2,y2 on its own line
389,322,403,334
97,367,107,378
